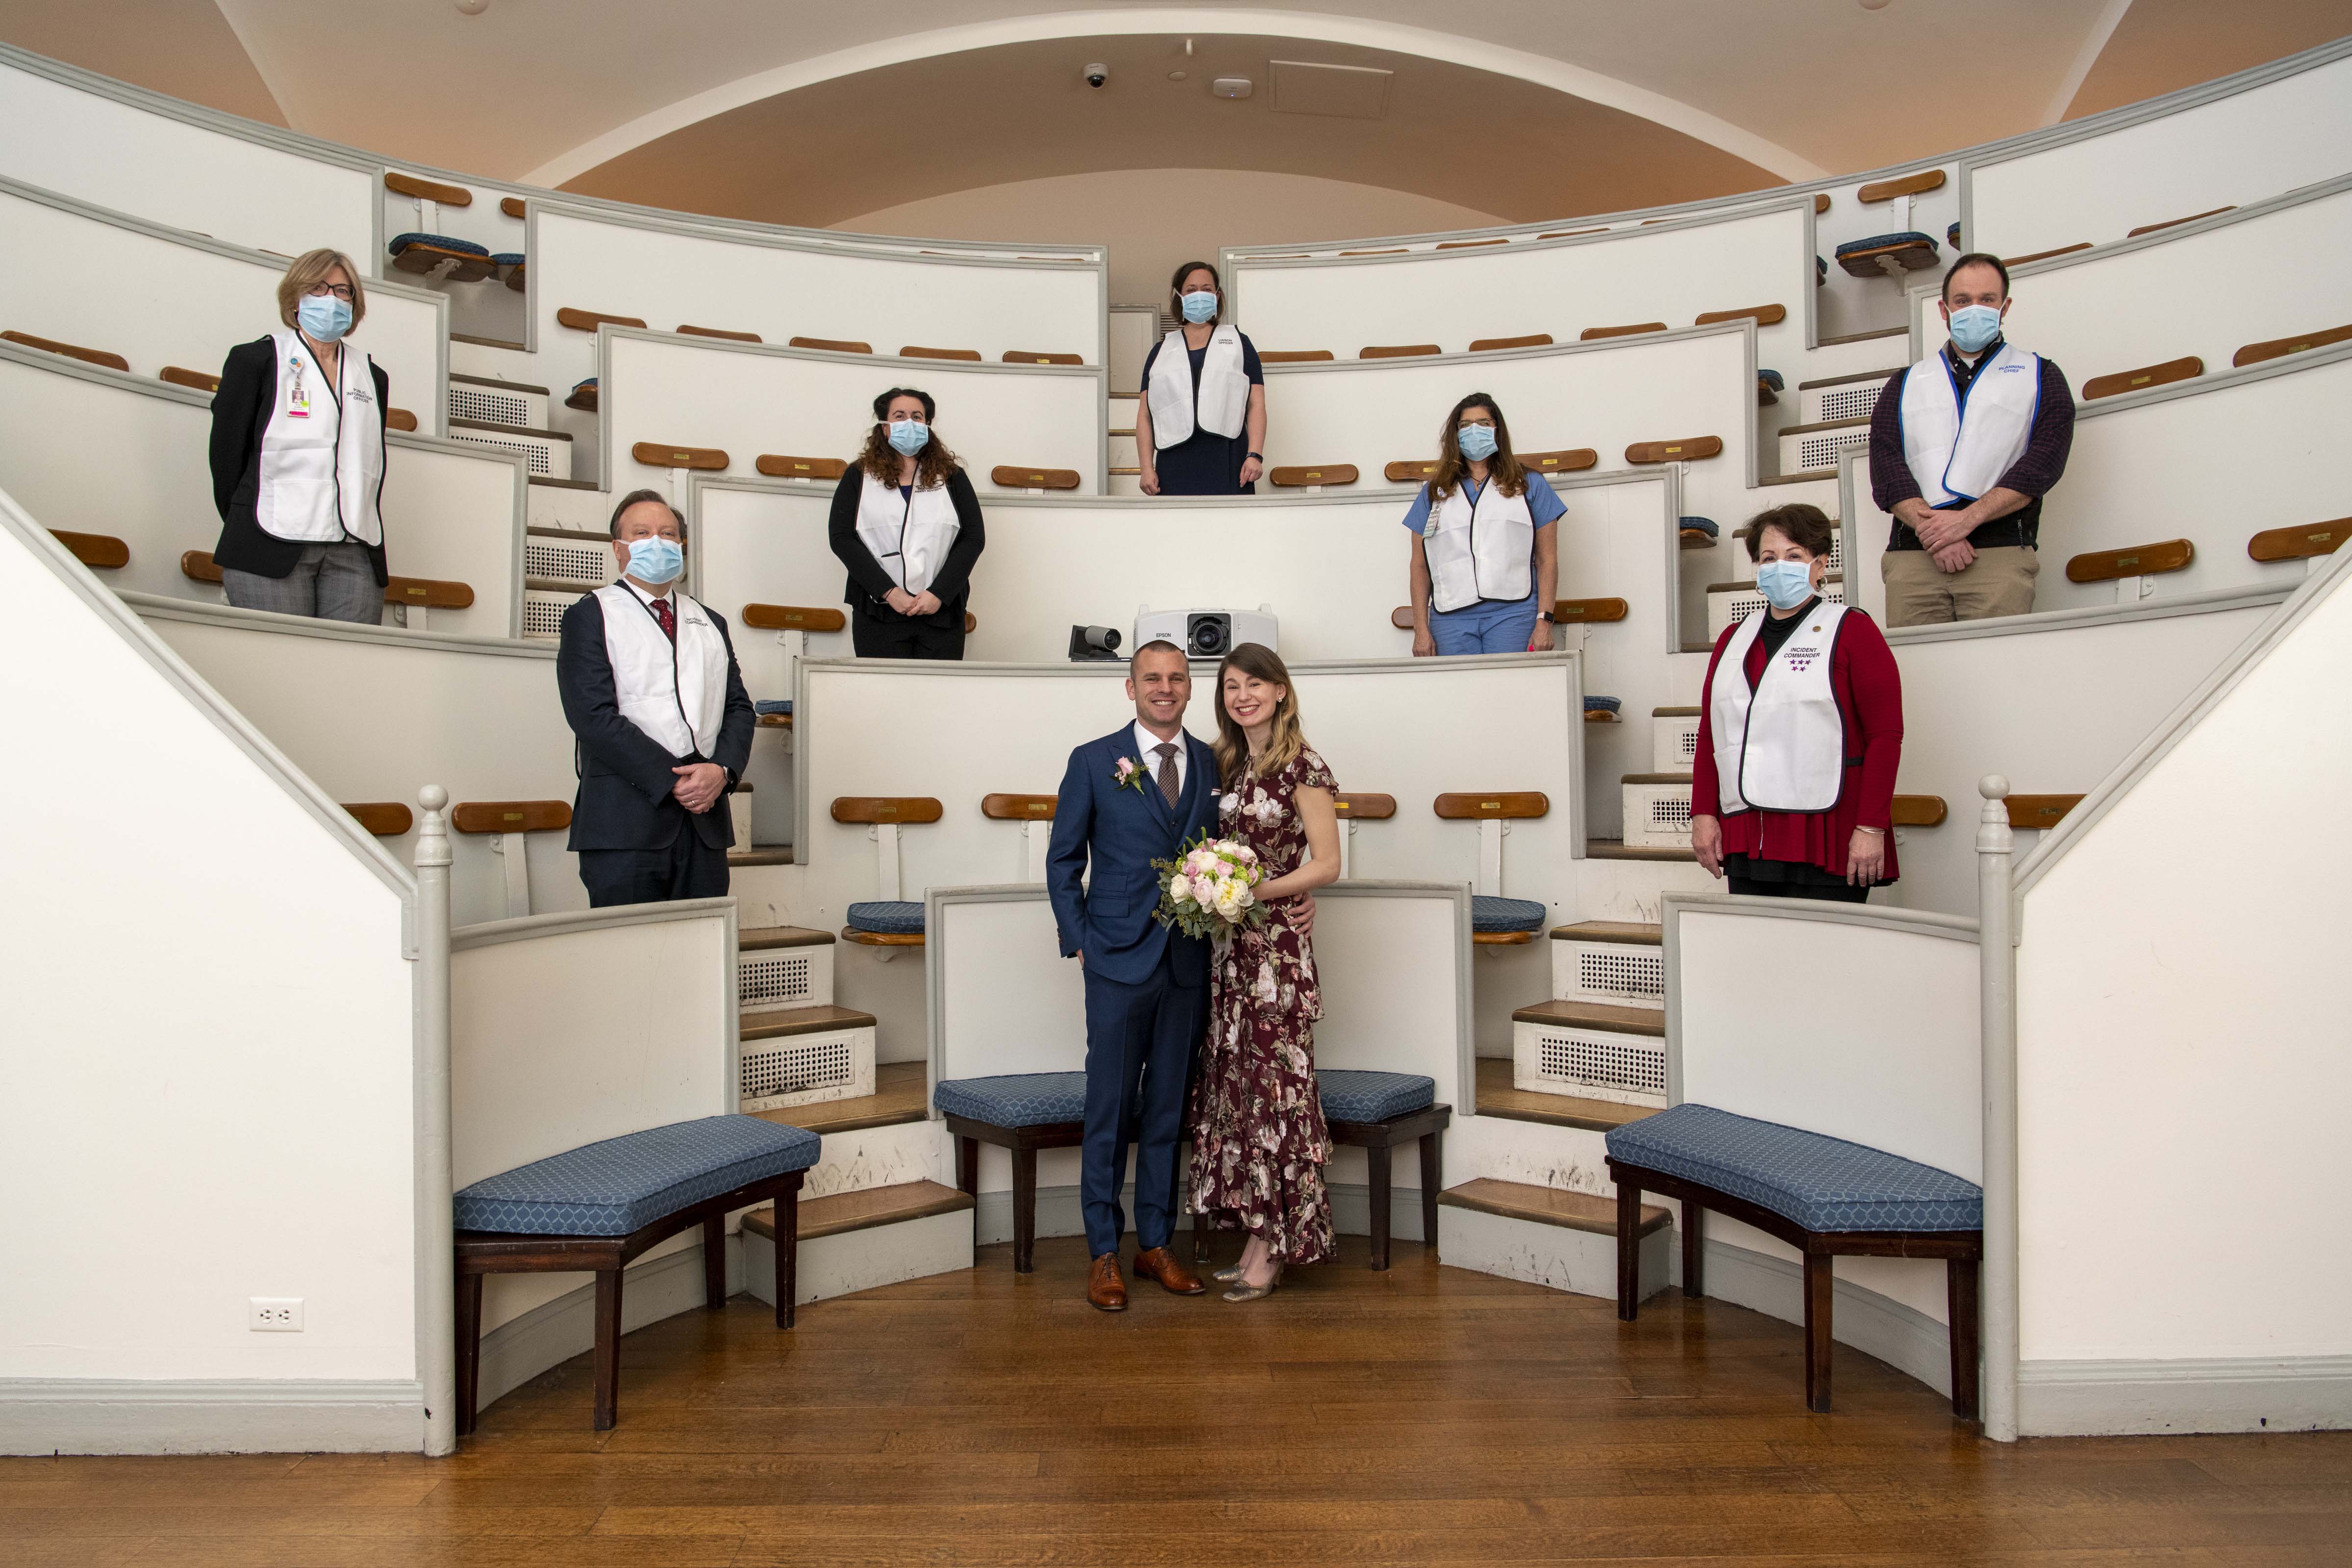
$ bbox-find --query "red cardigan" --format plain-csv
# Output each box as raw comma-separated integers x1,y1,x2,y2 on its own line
1690,604,1904,880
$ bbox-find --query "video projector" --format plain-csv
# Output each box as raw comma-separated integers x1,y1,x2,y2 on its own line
1133,607,1279,660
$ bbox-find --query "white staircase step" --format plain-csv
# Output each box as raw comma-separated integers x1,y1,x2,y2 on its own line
1511,998,1666,1108
1549,920,1665,1006
1573,844,1715,925
1621,772,1693,849
1436,1177,1670,1302
738,1003,874,1114
1776,417,1869,476
740,1178,975,1307
1650,706,1700,772
452,417,573,480
738,925,835,1012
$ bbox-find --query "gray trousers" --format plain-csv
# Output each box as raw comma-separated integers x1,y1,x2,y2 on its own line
221,541,381,624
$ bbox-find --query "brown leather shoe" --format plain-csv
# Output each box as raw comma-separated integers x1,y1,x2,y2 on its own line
1132,1245,1206,1296
1087,1252,1128,1312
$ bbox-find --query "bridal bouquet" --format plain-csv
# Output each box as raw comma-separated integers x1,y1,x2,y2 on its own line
1151,832,1269,940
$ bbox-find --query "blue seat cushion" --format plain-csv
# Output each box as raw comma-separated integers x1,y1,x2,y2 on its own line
846,900,925,935
1946,221,1962,247
454,1115,819,1236
1836,230,1937,259
1679,514,1720,537
1471,895,1546,934
934,1071,1087,1127
1815,254,1827,278
573,377,597,393
1584,694,1622,714
389,232,490,258
1757,368,1785,391
1607,1103,1981,1233
490,252,524,267
1318,1069,1435,1123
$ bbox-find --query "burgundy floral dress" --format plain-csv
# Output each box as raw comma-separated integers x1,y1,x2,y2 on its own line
1187,747,1337,1264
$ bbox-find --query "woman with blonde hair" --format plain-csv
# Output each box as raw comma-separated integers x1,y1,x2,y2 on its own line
207,247,391,622
1187,641,1343,1300
825,385,987,658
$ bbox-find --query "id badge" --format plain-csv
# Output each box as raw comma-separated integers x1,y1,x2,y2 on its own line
287,360,311,419
1421,514,1439,539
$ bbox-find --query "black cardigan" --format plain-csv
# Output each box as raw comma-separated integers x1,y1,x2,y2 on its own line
826,466,986,628
207,335,392,584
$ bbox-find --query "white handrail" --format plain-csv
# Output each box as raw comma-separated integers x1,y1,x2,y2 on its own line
1976,775,2019,1442
412,785,456,1458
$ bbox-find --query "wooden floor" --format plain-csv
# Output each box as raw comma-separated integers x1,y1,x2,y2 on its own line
4,1237,2346,1566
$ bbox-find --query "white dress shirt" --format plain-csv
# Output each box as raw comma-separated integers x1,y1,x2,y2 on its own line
1132,721,1192,798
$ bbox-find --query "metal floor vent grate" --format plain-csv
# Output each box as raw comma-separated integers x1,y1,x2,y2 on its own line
1578,949,1664,1001
1797,430,1869,469
526,540,611,583
1819,384,1882,423
1676,730,1699,762
450,386,530,426
521,592,568,639
741,955,814,1011
1648,795,1692,830
458,434,553,474
1536,1030,1666,1098
742,1037,854,1102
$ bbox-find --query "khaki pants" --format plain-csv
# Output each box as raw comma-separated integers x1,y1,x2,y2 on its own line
1881,545,2039,628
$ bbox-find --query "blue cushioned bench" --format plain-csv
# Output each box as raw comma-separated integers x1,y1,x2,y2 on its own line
1835,230,1941,279
453,1114,820,1433
1605,1102,1982,1418
1471,896,1546,936
389,231,496,282
935,1068,1450,1273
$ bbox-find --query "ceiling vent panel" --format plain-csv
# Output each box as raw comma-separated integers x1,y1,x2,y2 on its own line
1269,60,1393,120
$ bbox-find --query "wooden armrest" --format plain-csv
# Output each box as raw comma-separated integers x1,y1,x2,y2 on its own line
2234,323,2352,369
1331,793,1396,820
1259,349,1336,363
631,442,729,470
981,793,1057,821
1625,437,1723,464
387,575,475,609
386,172,471,205
1004,350,1082,365
831,797,944,825
343,802,415,836
990,466,1081,490
160,365,220,393
1360,343,1440,359
2082,356,2202,400
2248,517,2351,562
789,336,872,354
1695,304,1788,327
1437,238,1507,250
964,611,977,634
2,330,128,372
1552,597,1628,623
2127,206,2235,238
2065,539,2194,584
2004,243,2092,267
452,800,571,834
1521,448,1598,474
499,196,526,220
1268,464,1358,488
555,307,646,333
2006,794,2083,830
677,324,762,343
385,408,418,433
1890,794,1947,828
1468,333,1553,353
901,345,982,361
1855,169,1946,204
1384,460,1440,483
1579,322,1666,341
1434,791,1548,820
1390,606,1415,631
755,454,847,480
742,603,848,632
181,550,224,583
1813,194,1830,215
50,529,128,569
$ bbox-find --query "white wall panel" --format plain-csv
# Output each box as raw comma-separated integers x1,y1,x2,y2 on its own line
1967,50,2352,260
0,51,376,267
931,893,1087,1084
605,330,1104,498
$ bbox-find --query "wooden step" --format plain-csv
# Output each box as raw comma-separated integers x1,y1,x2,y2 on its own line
1651,706,1698,718
1622,772,1692,786
728,847,794,867
1586,839,1697,863
1439,1177,1669,1238
749,1058,927,1136
741,1003,873,1043
741,1178,972,1243
741,925,833,951
1512,997,1664,1037
1473,1058,1658,1133
1548,921,1661,945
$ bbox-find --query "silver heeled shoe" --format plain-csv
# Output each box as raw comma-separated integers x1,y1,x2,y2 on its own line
1222,1262,1283,1303
1211,1263,1247,1284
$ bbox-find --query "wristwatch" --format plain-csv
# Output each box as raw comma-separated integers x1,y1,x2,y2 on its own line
1536,611,1555,623
1246,451,1263,461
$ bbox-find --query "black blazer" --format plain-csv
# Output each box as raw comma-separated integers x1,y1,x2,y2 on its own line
556,591,757,853
206,335,392,584
826,466,986,628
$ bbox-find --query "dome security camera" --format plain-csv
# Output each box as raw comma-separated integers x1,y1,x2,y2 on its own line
1084,63,1110,89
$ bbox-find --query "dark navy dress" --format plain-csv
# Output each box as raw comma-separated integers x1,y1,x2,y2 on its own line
1141,331,1266,495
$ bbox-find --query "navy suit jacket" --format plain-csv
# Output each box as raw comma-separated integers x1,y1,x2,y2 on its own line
1046,726,1222,987
556,592,756,853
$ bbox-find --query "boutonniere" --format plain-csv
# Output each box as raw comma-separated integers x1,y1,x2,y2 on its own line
1112,756,1148,793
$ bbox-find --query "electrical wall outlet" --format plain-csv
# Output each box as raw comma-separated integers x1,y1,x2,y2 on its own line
248,1297,304,1332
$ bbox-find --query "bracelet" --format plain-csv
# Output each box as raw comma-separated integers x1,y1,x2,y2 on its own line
1855,826,1886,836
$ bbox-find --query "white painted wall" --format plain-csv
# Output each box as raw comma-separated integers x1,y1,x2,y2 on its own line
0,497,416,1390
2014,554,2352,1375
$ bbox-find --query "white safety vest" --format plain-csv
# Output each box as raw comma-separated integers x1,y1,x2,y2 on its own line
255,327,384,546
853,471,961,596
1898,341,2040,509
1146,324,1248,448
1709,603,1852,814
595,582,729,759
1422,478,1534,614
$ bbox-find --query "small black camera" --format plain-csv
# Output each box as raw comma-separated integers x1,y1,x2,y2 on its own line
1068,624,1123,662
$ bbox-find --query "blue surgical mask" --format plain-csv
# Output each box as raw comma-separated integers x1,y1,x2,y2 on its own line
1947,303,2003,354
887,419,930,456
1456,423,1498,461
297,293,352,343
1755,559,1816,611
626,536,684,586
1180,290,1219,324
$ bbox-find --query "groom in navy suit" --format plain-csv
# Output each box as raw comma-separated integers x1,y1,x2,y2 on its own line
1047,640,1221,1310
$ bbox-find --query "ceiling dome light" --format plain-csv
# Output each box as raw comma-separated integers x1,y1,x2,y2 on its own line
1859,0,1892,9
454,0,490,14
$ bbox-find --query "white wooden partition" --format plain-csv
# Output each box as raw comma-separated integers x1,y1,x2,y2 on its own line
528,200,1106,397
134,599,582,929
0,45,382,270
1963,41,2352,261
0,345,526,635
604,329,1106,498
1233,196,1816,357
798,657,1583,934
1912,176,2352,400
0,176,447,434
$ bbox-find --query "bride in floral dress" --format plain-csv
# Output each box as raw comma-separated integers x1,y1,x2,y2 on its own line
1187,642,1344,1302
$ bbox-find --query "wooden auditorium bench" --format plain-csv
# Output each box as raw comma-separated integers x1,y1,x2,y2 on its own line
2006,794,2083,831
1468,333,1553,353
1626,436,1723,466
49,529,128,570
1579,321,1667,341
388,234,494,283
160,366,220,393
2128,205,2236,238
2249,516,2350,568
556,307,647,335
755,455,849,482
343,802,414,837
630,441,729,472
451,799,572,918
1259,349,1336,364
1838,169,1947,280
1695,304,1788,329
1433,791,1549,945
2082,356,2202,401
1607,1102,1983,1418
788,336,872,354
1267,463,1358,490
1,329,129,372
454,1114,819,1432
981,791,1057,880
2234,322,2352,368
833,795,943,948
2065,538,2194,600
1383,449,1595,485
901,345,982,361
991,465,1081,492
1360,343,1441,359
677,324,762,343
1004,350,1084,365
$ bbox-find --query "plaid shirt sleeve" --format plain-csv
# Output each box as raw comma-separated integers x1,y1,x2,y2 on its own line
1991,358,2076,497
1867,368,1919,513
